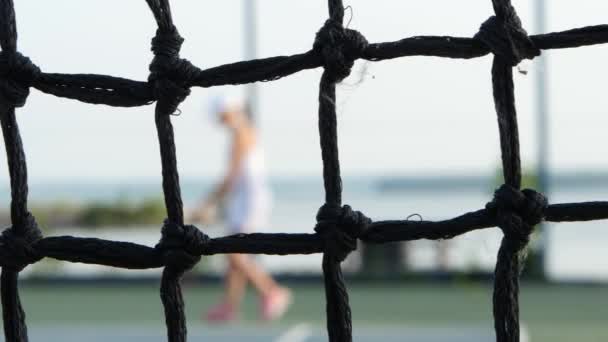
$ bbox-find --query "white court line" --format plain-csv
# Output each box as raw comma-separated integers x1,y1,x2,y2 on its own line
520,322,530,342
274,323,314,342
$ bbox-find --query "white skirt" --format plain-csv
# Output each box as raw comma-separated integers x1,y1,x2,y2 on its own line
224,186,271,233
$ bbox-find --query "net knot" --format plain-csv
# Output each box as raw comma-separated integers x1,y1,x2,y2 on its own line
148,26,198,114
486,185,548,247
0,212,42,271
0,51,41,107
313,19,368,83
314,204,371,262
155,220,209,274
474,11,540,66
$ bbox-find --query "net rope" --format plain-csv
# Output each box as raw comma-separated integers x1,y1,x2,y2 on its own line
1,0,608,341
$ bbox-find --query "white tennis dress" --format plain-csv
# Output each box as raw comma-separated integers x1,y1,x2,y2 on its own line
224,145,272,233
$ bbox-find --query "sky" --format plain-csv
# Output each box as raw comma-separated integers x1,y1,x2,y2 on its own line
1,0,608,184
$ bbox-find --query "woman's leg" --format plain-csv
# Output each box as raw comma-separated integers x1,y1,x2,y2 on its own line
225,255,247,308
228,253,292,320
206,255,247,321
228,253,277,297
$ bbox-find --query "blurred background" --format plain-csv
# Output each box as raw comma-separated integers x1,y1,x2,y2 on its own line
2,0,608,341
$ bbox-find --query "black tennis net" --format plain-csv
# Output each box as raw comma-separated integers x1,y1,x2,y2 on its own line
1,0,608,341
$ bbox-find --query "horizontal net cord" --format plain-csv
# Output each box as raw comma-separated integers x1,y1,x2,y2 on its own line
0,200,602,270
1,24,604,109
35,73,153,107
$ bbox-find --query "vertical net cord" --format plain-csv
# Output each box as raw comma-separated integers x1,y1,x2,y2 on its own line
478,2,542,340
155,106,184,226
1,0,31,340
318,2,352,341
0,107,29,342
156,107,188,342
145,1,188,342
491,57,523,342
1,270,25,342
319,74,352,342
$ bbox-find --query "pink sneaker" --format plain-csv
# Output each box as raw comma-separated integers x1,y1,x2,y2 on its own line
205,302,236,323
260,287,292,321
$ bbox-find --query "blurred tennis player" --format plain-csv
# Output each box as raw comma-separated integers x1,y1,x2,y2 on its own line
193,94,292,322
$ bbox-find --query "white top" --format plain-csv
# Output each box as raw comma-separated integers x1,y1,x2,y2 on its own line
224,145,271,232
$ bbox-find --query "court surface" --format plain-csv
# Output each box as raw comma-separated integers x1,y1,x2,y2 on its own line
27,324,500,342
12,282,608,342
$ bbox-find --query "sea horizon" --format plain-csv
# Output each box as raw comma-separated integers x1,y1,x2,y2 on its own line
2,170,607,282
3,170,608,205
